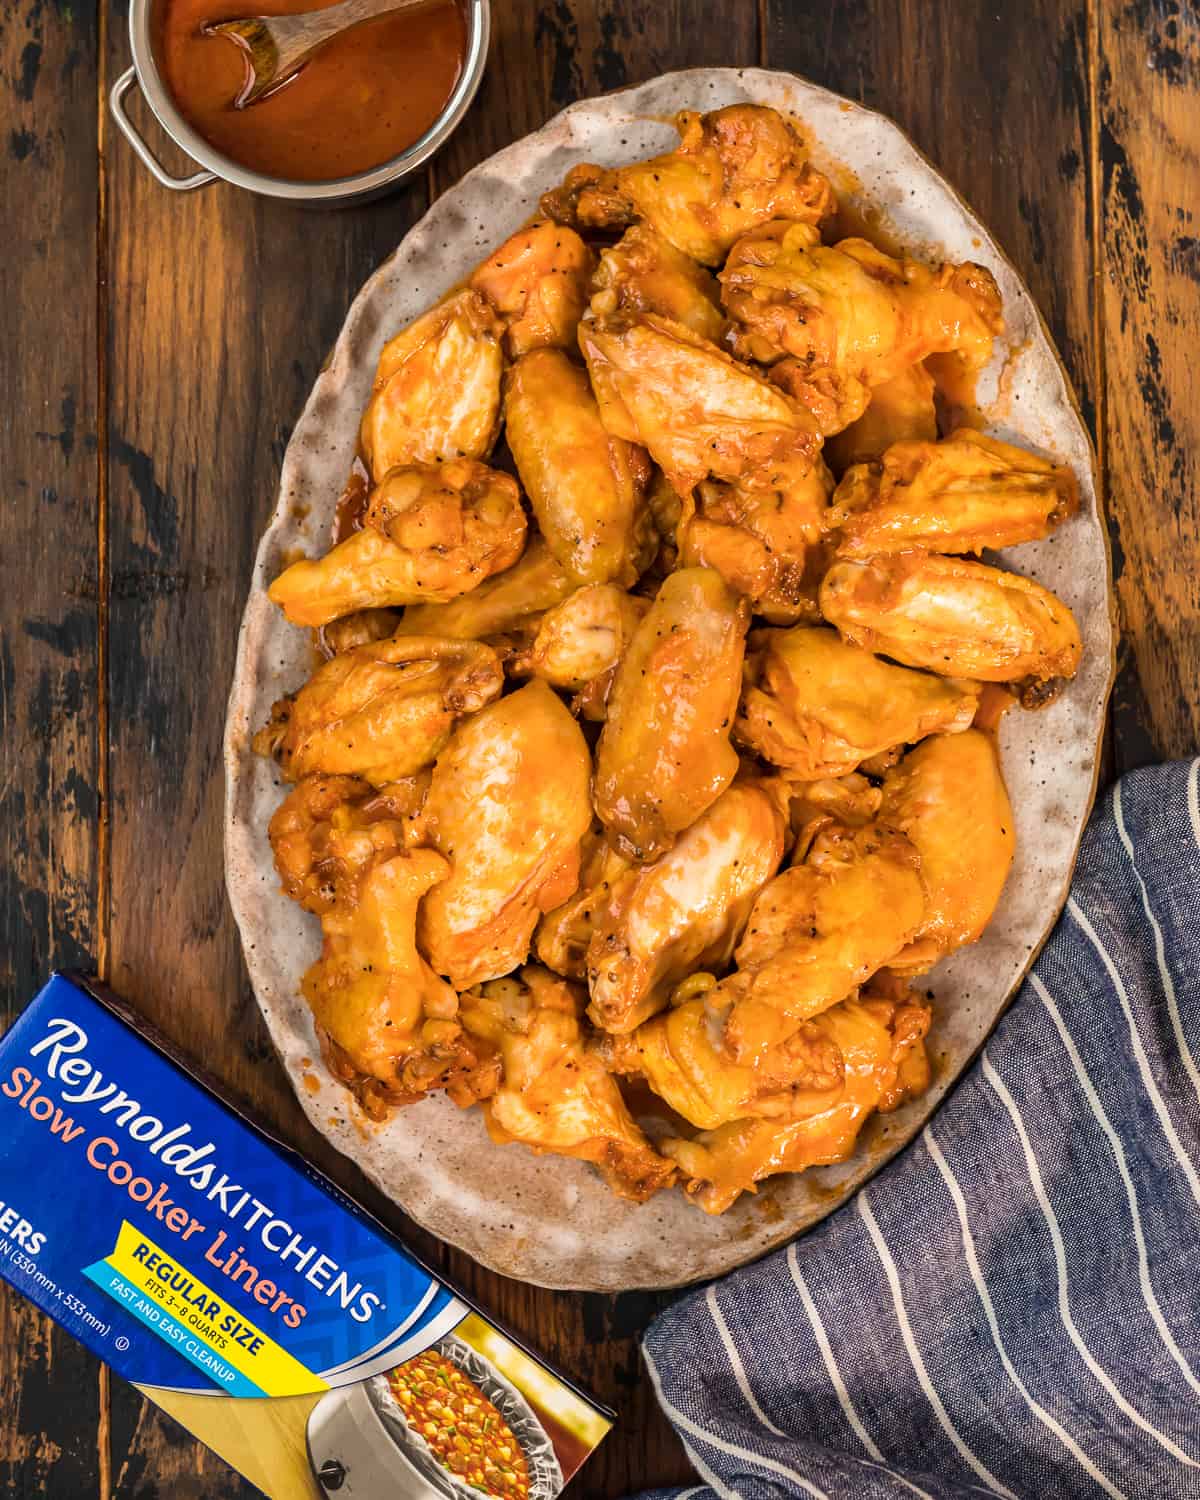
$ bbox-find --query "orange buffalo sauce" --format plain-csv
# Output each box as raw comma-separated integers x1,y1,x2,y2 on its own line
157,0,466,182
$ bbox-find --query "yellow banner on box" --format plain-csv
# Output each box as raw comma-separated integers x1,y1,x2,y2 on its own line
104,1221,327,1398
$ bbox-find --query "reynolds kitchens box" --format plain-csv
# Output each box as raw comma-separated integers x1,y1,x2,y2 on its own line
0,973,612,1498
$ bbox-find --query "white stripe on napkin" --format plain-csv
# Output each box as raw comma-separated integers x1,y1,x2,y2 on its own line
706,1284,787,1438
1035,974,1200,1397
858,1191,1017,1500
924,1124,1127,1499
786,1247,935,1500
1113,782,1200,1107
983,1052,1199,1468
643,1344,830,1500
1067,897,1200,1204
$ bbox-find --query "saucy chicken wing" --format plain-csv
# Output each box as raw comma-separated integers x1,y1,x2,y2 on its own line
734,625,979,780
828,428,1079,557
268,776,488,1116
526,583,649,718
820,553,1083,685
469,220,593,357
586,779,788,1034
253,634,503,786
419,680,593,988
578,313,822,497
268,460,527,626
505,348,655,586
268,773,428,913
677,462,833,622
398,538,575,640
664,988,931,1212
824,361,937,472
594,567,749,862
591,224,725,342
360,290,504,482
721,225,1002,434
543,105,834,265
535,829,631,981
319,607,404,657
460,966,675,1201
785,774,883,849
713,822,926,1062
881,729,1015,971
603,993,844,1131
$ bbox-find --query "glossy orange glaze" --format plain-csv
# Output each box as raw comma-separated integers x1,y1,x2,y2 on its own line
332,456,371,542
974,681,1018,733
156,0,466,181
926,349,985,430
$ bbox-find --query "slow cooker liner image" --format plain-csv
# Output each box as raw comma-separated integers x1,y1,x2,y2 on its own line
368,1334,564,1500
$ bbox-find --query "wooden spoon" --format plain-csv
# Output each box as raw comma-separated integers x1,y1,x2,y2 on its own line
205,0,434,107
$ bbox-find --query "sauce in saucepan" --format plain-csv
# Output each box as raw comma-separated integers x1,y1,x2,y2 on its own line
156,0,467,182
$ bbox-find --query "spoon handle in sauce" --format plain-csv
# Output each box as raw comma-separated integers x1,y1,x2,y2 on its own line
207,0,435,107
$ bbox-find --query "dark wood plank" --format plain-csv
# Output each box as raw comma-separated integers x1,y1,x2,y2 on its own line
437,0,763,188
0,0,106,1493
99,17,435,1488
1097,0,1200,769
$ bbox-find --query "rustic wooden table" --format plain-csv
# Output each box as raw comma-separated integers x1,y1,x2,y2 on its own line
3,0,1198,1494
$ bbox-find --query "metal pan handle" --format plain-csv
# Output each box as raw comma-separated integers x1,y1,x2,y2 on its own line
109,67,216,192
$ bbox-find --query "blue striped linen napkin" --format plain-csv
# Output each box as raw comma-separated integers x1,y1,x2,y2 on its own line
637,757,1200,1500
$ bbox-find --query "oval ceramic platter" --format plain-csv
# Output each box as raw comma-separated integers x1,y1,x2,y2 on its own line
225,68,1115,1291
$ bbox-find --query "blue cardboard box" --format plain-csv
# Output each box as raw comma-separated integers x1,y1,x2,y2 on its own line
0,974,611,1498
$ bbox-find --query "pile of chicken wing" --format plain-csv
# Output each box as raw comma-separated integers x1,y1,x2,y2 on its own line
255,104,1083,1215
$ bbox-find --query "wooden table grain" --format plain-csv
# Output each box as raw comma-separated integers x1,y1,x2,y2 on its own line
2,0,1198,1494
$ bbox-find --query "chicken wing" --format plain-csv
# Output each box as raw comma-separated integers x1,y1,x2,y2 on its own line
268,776,489,1116
419,680,593,988
828,428,1079,557
785,774,882,849
360,290,504,482
319,608,404,657
397,538,575,640
267,772,428,914
712,823,926,1063
526,583,649,718
603,994,843,1131
459,966,675,1201
304,850,485,1110
538,162,636,236
535,829,631,981
505,348,655,586
578,313,822,496
820,554,1083,685
253,635,503,786
543,105,834,265
677,462,833,622
594,567,750,863
881,729,1015,971
590,224,725,342
824,361,937,472
734,625,979,779
268,460,527,626
663,989,931,1212
586,780,787,1034
469,220,593,357
721,226,1002,434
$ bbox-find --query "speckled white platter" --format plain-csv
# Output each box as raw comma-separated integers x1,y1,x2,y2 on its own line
224,68,1116,1291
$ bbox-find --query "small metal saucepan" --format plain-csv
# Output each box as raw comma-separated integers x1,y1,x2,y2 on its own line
109,0,490,201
